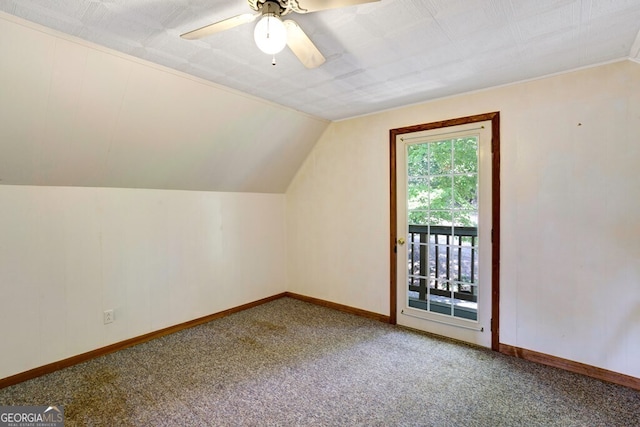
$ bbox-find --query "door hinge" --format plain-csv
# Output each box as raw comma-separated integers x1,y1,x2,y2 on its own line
491,229,494,243
490,318,493,332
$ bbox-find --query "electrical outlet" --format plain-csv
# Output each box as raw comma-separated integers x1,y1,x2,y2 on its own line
103,309,114,324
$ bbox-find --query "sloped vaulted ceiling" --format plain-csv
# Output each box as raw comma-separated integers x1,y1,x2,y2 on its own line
2,0,640,192
0,13,329,193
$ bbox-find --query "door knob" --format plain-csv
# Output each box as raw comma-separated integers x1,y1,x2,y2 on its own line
397,237,405,245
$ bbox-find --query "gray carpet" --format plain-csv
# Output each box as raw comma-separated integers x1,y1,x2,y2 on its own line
1,297,638,426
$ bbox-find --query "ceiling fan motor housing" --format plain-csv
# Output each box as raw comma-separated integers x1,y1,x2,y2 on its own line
249,0,299,16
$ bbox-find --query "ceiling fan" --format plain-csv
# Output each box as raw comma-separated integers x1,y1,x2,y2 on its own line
181,0,380,68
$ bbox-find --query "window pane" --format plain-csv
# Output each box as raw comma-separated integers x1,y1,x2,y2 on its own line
407,177,430,211
429,211,452,226
409,210,428,225
429,176,453,210
407,144,429,176
454,210,478,228
405,134,481,321
453,137,478,173
453,174,478,211
429,140,452,175
458,246,474,283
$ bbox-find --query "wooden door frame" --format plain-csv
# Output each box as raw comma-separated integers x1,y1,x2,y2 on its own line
389,112,501,351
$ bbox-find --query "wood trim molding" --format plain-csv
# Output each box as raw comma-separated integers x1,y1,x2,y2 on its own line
285,292,391,323
0,293,287,390
489,112,501,351
499,344,640,391
0,292,389,390
0,292,640,390
389,112,501,351
2,290,636,392
389,128,398,325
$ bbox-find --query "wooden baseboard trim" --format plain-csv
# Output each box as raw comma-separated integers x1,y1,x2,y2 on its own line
0,293,287,390
5,293,633,392
284,292,391,323
499,344,640,391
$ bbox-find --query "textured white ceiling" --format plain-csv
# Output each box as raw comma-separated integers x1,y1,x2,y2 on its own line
1,0,640,121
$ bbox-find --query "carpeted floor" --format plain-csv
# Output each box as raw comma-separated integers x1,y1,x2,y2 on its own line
1,297,638,426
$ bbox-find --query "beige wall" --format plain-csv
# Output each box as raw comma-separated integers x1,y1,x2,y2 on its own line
286,60,640,378
0,186,287,379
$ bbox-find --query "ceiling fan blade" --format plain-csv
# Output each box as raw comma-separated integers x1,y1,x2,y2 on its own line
294,0,379,13
283,20,326,69
180,13,258,40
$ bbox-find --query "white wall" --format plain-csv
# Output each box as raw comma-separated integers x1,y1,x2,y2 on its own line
0,186,287,379
286,60,640,378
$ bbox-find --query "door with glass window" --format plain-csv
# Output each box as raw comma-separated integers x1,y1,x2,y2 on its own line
393,118,496,348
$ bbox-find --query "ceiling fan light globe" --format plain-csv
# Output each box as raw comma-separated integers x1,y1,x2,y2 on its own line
254,14,287,55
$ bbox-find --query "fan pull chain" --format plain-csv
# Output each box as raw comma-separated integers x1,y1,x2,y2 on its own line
272,55,277,66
